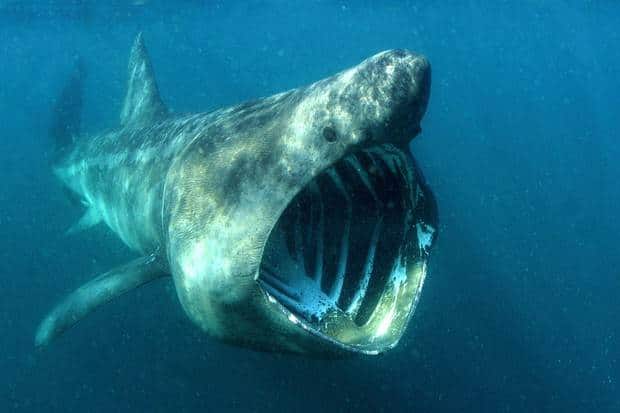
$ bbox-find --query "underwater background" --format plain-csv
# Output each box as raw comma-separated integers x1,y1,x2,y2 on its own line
1,1,618,411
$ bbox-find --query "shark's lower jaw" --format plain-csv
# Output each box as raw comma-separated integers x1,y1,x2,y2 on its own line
258,144,432,354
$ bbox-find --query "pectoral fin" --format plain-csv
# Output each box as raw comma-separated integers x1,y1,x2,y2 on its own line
35,254,168,347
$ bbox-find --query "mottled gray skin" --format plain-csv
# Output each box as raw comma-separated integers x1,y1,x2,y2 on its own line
39,34,433,355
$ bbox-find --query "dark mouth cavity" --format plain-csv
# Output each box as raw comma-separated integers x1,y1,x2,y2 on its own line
259,145,411,328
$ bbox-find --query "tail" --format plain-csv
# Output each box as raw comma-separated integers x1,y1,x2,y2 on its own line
49,56,86,157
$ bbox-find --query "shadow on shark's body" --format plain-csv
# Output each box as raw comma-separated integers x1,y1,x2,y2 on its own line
49,56,85,154
36,34,437,356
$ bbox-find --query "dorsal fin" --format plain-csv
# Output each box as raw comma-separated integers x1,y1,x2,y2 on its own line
120,33,168,128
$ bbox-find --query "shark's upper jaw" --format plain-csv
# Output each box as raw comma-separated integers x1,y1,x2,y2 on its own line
258,144,435,354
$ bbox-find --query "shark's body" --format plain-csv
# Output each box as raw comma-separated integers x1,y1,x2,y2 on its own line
37,35,438,355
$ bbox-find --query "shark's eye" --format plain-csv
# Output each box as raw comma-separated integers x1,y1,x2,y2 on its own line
322,126,338,143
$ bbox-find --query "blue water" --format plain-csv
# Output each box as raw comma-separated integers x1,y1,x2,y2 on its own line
1,1,618,411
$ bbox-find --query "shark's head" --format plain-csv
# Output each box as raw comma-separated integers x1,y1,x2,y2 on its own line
163,49,437,355
288,49,430,152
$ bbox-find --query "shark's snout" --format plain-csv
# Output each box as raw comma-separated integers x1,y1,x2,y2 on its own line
368,49,431,145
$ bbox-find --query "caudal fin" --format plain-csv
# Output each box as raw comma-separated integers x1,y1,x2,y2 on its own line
49,56,86,156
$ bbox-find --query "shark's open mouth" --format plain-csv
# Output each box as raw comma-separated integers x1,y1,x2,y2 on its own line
258,144,434,352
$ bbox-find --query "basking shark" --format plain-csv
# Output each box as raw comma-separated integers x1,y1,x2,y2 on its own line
36,34,437,355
